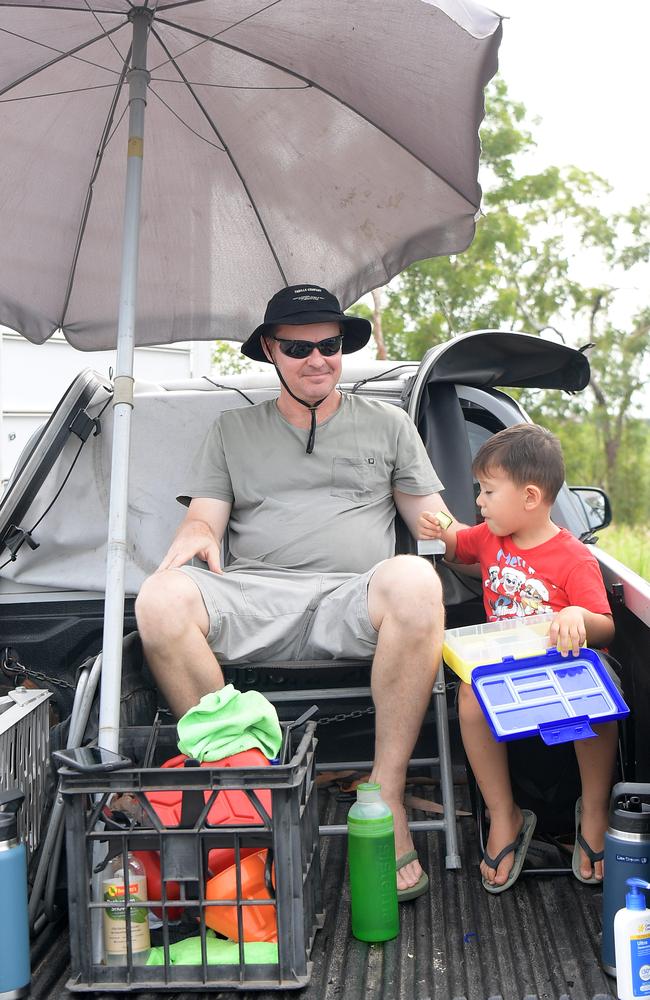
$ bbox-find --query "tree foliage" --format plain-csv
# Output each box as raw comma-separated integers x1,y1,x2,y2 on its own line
374,78,650,523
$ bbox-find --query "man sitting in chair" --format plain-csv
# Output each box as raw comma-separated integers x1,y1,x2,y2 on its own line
136,283,452,902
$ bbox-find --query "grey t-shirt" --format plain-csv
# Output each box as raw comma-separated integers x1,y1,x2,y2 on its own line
180,393,443,575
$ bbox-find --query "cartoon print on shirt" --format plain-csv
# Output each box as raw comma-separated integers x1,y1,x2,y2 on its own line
490,595,517,617
486,565,500,592
500,567,527,596
519,578,553,617
486,564,555,619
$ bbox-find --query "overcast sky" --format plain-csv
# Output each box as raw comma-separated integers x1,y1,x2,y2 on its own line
483,0,650,416
494,1,649,209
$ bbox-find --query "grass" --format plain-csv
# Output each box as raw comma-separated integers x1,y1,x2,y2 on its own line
597,523,650,583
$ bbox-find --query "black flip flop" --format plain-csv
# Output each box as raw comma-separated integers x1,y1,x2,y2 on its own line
482,810,537,894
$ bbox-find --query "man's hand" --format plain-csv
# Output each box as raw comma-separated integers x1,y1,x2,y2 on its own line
157,518,223,574
549,606,587,657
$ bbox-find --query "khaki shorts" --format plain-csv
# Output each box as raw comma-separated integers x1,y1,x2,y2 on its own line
179,564,382,664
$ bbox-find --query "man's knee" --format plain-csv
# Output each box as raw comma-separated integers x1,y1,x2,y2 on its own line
135,570,207,640
370,554,443,630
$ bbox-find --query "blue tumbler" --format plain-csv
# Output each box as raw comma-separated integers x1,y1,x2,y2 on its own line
601,783,650,977
0,789,30,1000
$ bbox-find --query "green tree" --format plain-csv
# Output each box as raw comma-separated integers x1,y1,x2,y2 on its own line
211,341,263,375
375,77,650,522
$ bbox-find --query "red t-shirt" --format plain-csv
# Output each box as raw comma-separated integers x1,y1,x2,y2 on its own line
454,522,611,622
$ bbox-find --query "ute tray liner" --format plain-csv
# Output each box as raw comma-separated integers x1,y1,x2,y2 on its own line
30,781,615,1000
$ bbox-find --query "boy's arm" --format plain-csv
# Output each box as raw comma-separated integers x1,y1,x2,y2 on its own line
395,492,467,562
549,607,615,657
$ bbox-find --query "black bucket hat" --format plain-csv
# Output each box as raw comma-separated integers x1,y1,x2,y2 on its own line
241,284,372,363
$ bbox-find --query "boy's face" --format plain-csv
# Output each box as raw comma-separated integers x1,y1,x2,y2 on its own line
475,466,529,537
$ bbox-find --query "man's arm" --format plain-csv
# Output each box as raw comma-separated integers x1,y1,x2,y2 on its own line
156,497,232,574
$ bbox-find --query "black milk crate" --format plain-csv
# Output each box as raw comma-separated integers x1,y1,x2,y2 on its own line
59,721,323,991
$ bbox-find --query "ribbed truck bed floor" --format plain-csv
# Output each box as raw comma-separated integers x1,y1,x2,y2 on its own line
30,785,616,1000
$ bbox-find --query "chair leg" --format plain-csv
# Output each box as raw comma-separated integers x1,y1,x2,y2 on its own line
434,661,461,869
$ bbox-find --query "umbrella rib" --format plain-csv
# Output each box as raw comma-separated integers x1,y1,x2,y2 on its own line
0,22,126,99
59,52,131,328
151,24,289,285
147,86,225,150
153,14,478,212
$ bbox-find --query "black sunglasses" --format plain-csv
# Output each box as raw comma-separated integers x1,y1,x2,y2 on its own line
271,333,343,359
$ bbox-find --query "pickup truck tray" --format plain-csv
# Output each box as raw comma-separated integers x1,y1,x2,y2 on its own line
31,780,614,1000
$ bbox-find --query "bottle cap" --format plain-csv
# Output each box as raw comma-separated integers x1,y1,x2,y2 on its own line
0,789,24,841
626,877,650,910
356,782,381,802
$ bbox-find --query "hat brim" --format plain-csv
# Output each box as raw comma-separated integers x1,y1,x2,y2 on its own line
240,313,372,363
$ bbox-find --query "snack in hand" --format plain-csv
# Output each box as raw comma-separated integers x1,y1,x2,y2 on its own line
435,511,453,530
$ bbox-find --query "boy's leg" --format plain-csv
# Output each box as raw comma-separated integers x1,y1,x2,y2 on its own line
458,682,525,887
573,721,618,880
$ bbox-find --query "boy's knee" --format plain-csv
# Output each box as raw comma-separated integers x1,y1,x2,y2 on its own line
458,681,482,723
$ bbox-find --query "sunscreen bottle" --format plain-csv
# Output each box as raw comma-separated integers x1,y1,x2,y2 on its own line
614,877,650,999
347,782,399,942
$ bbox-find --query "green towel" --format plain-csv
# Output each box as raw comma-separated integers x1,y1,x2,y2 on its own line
147,931,278,965
177,684,282,761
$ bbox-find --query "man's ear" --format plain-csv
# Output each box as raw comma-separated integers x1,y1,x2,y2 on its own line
524,484,543,509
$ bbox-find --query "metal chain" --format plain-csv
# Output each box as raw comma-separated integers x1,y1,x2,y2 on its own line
316,705,376,727
315,679,458,727
0,648,76,692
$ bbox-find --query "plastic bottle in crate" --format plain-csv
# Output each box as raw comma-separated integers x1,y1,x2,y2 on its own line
102,853,151,966
347,782,399,942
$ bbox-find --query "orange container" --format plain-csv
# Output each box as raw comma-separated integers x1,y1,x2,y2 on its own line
205,849,277,942
145,748,272,875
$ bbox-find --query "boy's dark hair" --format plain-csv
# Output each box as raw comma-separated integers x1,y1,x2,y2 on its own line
472,424,565,503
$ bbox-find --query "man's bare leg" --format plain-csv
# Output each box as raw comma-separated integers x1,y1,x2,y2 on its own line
367,555,444,893
458,682,524,888
135,569,223,717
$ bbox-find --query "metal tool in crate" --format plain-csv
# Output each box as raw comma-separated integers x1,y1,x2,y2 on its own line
0,686,51,856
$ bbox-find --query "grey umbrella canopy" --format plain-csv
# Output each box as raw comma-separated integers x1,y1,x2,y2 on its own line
0,0,502,748
1,0,501,348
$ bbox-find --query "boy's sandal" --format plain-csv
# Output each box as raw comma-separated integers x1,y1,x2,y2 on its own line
481,809,537,895
572,797,604,884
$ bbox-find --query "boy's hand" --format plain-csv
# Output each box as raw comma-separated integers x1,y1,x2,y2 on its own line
417,510,451,539
549,606,587,657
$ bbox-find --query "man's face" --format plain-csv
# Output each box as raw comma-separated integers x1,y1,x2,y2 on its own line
263,321,343,404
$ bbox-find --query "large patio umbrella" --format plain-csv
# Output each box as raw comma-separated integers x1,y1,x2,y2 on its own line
0,0,502,749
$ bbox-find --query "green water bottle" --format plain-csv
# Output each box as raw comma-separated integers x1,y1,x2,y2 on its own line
347,782,399,942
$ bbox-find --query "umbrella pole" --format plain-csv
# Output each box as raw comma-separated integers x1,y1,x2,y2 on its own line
97,8,152,753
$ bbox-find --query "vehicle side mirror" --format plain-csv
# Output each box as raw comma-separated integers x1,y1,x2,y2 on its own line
569,486,612,533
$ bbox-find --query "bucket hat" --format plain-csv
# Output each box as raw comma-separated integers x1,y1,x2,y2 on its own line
241,284,372,362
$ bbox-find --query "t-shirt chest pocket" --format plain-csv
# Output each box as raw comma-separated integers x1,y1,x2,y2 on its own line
330,456,384,500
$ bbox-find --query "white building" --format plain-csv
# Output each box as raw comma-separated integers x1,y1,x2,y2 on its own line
0,328,214,485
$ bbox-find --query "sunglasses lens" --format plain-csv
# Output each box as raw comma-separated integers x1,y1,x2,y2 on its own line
277,335,342,358
318,336,343,356
282,341,312,358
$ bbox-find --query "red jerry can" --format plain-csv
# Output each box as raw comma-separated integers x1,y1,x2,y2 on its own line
138,748,273,915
